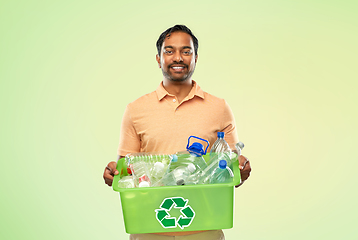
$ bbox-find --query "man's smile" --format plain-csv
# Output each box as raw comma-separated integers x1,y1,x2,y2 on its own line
169,64,186,73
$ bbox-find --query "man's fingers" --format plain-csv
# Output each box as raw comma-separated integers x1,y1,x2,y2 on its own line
103,161,119,187
104,177,112,186
238,155,251,182
108,162,119,175
238,155,249,170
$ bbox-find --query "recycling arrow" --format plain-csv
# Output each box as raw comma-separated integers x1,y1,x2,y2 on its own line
172,197,188,208
177,216,192,229
155,197,195,229
156,209,168,221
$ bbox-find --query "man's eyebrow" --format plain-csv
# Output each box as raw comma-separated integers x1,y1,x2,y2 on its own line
163,46,192,49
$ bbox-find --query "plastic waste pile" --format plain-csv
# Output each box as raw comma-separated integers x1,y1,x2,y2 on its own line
117,134,243,188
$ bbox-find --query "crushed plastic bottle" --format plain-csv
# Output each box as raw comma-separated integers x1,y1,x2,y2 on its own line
138,175,150,187
161,161,197,186
209,160,234,184
117,175,135,188
129,161,151,187
126,153,175,187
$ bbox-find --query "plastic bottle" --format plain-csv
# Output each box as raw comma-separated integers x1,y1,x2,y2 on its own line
161,162,197,186
235,142,245,156
150,155,178,187
208,132,232,166
129,161,151,187
126,153,173,170
209,160,234,184
138,175,150,188
196,132,232,184
126,153,175,187
117,175,135,188
210,132,231,153
175,136,209,172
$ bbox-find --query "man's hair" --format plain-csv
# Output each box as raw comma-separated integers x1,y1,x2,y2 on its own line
156,25,199,56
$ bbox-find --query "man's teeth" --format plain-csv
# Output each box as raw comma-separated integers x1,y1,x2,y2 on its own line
172,67,184,69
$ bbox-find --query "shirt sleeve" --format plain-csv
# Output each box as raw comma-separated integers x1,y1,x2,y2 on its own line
221,100,239,151
117,104,141,156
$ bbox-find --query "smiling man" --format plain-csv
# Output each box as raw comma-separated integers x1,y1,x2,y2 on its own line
157,31,197,82
103,25,251,240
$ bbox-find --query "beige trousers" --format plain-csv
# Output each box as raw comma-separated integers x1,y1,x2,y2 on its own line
129,230,225,240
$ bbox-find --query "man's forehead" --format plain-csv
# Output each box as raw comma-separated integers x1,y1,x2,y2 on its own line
162,31,194,48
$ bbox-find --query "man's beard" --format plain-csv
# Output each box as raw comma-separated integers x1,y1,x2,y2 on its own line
162,65,195,82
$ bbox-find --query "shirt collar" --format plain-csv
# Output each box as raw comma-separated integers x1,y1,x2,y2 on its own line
155,80,205,101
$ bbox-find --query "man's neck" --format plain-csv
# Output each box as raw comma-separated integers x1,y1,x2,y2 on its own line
162,79,193,103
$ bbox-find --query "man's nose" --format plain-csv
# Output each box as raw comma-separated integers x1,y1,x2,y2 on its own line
173,51,183,62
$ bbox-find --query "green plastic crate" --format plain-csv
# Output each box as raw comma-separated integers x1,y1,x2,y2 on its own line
112,154,241,234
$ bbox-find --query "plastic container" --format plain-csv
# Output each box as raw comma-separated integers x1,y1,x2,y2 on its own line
112,153,241,234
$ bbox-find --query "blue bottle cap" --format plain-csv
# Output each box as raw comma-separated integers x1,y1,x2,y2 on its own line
171,154,178,162
188,142,204,157
217,132,224,138
219,160,227,169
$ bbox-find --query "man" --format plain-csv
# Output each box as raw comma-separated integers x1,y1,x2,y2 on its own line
103,25,251,240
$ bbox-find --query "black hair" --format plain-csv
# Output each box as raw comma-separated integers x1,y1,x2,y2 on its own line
156,25,199,56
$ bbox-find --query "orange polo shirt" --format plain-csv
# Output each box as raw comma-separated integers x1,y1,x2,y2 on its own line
117,80,239,156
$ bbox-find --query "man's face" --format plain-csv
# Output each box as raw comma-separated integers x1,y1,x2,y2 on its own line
156,31,198,82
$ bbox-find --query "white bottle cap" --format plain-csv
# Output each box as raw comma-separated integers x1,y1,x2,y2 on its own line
154,162,164,171
236,142,245,150
187,163,196,173
139,181,150,188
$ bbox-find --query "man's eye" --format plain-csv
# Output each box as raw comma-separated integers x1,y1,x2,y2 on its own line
164,50,173,54
183,51,191,55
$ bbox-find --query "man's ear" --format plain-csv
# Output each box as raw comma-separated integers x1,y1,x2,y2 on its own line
195,54,198,63
156,54,161,68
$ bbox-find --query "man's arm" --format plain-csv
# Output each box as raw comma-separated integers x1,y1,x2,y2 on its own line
104,104,140,187
219,101,251,187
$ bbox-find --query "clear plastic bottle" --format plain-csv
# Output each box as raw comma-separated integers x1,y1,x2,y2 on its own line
126,153,175,187
129,161,151,187
209,160,234,184
211,132,231,153
117,175,135,188
161,162,197,186
164,136,209,185
175,140,208,172
235,142,245,156
208,132,232,165
138,175,151,187
197,132,232,184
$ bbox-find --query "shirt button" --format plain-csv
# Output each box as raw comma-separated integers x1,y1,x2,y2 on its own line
173,99,176,102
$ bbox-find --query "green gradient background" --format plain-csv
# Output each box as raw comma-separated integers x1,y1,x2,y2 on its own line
1,1,357,239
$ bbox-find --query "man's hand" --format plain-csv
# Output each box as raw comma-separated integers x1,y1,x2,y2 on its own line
103,161,119,187
237,155,251,187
